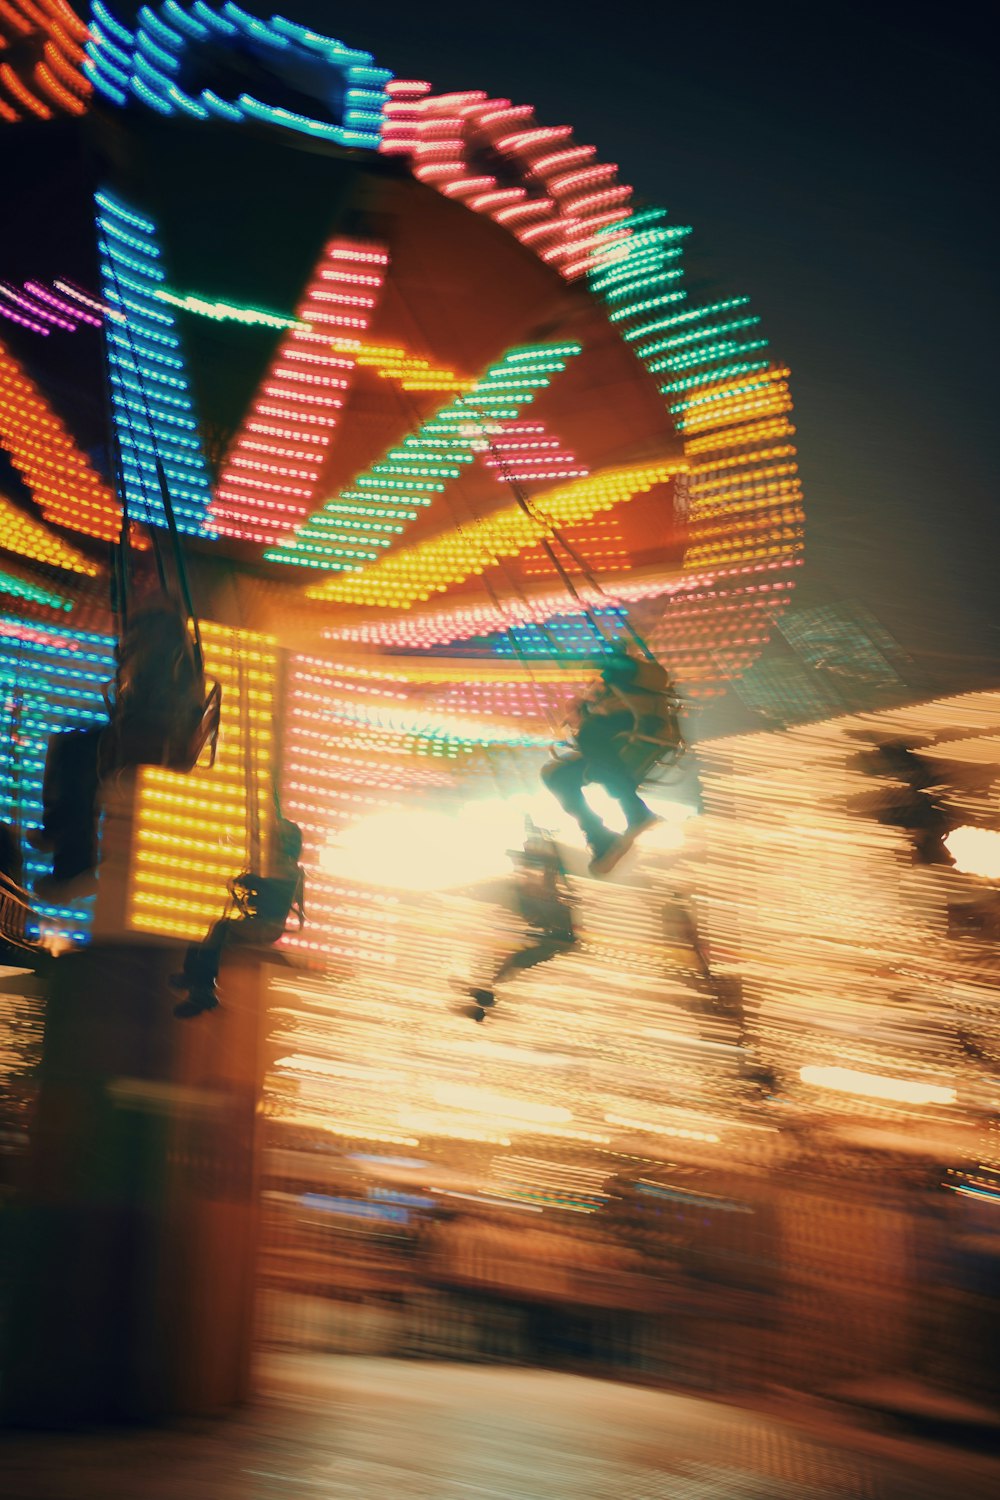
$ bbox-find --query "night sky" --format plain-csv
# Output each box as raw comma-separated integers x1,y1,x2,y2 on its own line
282,0,998,695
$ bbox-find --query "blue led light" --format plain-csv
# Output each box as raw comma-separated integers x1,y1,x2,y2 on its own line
83,59,127,107
465,606,629,660
0,618,117,944
162,0,209,40
136,29,181,75
138,4,183,50
92,0,133,47
86,3,394,147
97,191,214,537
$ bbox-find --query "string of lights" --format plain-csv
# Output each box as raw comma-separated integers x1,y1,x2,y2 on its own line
267,342,583,574
211,241,389,546
96,188,214,537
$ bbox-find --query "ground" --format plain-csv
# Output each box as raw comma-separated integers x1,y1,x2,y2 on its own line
3,1355,999,1500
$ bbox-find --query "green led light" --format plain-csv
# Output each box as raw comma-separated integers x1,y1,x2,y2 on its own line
662,356,771,395
266,340,581,570
652,337,769,374
656,295,751,330
0,569,73,611
154,287,303,330
637,314,761,361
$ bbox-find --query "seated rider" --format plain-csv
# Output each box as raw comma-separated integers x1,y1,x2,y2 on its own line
172,817,305,1018
467,823,576,1018
541,646,678,873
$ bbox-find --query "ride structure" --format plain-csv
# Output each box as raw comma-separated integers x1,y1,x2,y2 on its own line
0,0,804,1423
0,1,803,958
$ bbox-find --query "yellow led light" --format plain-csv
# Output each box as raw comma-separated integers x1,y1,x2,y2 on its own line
127,622,278,940
331,338,471,394
0,493,99,575
307,458,686,608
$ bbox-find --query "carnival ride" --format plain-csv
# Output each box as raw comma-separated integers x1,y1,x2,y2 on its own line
0,2,803,971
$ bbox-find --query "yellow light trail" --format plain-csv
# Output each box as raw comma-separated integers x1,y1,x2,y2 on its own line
306,458,687,608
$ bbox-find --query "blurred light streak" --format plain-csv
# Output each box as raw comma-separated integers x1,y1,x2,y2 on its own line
430,1188,543,1213
799,1066,956,1106
605,1112,720,1142
432,1083,573,1124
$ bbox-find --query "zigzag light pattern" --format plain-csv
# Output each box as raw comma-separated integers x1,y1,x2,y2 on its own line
266,342,582,572
211,240,388,547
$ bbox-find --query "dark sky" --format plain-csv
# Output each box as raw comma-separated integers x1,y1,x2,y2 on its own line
278,0,998,692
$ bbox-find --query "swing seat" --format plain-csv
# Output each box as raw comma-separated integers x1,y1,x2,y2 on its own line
106,678,221,773
614,697,685,782
227,870,301,945
616,726,685,782
1,869,39,951
103,601,222,772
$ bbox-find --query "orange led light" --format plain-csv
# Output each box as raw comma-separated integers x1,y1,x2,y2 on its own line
0,340,121,540
0,492,99,573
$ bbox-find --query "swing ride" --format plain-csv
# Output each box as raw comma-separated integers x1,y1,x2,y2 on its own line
0,1,804,974
7,14,1000,1428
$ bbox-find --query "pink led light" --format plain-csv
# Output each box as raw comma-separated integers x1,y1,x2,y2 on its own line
441,176,497,199
481,419,589,486
532,147,596,174
0,301,49,335
24,278,101,325
550,165,618,193
495,126,573,152
53,279,110,316
211,238,388,544
385,79,432,96
466,189,526,212
0,282,75,331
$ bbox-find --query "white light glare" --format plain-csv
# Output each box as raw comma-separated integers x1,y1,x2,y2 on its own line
320,792,698,892
945,825,1000,880
799,1066,956,1106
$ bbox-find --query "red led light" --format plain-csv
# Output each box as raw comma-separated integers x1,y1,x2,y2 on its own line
211,238,388,545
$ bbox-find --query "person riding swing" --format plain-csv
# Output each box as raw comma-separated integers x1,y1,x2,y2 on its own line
541,645,682,875
466,821,576,1020
171,815,305,1018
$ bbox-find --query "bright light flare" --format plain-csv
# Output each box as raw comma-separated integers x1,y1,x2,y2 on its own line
320,798,530,890
945,824,1000,880
433,1082,573,1125
799,1065,956,1106
319,792,699,892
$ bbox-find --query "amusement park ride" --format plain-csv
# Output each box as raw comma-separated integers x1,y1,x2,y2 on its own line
0,0,804,979
4,0,997,1430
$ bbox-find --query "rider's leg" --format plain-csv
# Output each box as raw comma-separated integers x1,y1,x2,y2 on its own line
597,759,655,830
493,933,574,987
541,755,614,851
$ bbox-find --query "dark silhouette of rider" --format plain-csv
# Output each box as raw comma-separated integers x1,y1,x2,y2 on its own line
172,818,305,1018
541,648,675,871
467,825,575,1019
